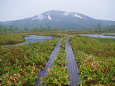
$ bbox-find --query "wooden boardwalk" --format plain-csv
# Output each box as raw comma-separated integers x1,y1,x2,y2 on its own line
35,37,80,86
65,38,80,86
35,38,64,86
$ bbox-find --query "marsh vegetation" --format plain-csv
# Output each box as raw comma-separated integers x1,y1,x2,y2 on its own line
0,31,114,86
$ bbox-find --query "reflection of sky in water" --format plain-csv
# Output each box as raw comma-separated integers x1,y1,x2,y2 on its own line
78,33,115,38
17,35,54,45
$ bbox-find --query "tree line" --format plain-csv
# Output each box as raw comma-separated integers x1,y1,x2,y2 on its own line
0,25,62,34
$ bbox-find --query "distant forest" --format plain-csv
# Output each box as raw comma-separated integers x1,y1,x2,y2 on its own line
0,25,115,34
0,25,62,34
80,25,115,32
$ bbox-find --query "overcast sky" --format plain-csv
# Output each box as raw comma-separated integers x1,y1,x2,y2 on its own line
0,0,115,21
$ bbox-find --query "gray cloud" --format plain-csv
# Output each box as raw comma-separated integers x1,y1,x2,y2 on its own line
0,0,115,21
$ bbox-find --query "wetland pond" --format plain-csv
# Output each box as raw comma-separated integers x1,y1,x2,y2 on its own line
17,35,54,45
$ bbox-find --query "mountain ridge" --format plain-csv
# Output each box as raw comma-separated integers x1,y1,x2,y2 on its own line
0,10,115,29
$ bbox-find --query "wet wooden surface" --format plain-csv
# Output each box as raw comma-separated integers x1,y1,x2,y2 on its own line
35,38,64,86
65,38,80,86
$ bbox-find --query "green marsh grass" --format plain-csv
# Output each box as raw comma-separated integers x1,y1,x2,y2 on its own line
69,35,115,86
0,38,59,86
0,33,27,45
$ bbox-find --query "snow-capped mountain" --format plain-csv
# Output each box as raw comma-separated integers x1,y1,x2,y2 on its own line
0,10,115,29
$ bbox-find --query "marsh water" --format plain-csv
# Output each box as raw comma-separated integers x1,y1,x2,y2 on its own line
78,33,115,38
17,35,54,45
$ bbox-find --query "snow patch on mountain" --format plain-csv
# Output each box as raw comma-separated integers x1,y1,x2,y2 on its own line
74,13,82,18
32,14,44,20
48,15,52,20
37,14,44,20
32,17,36,20
63,12,70,15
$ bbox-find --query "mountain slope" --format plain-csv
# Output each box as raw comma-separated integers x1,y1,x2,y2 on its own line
0,10,115,29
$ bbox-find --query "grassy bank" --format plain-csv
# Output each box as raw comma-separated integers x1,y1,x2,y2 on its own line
0,38,59,86
41,39,70,86
69,35,115,86
0,33,28,45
